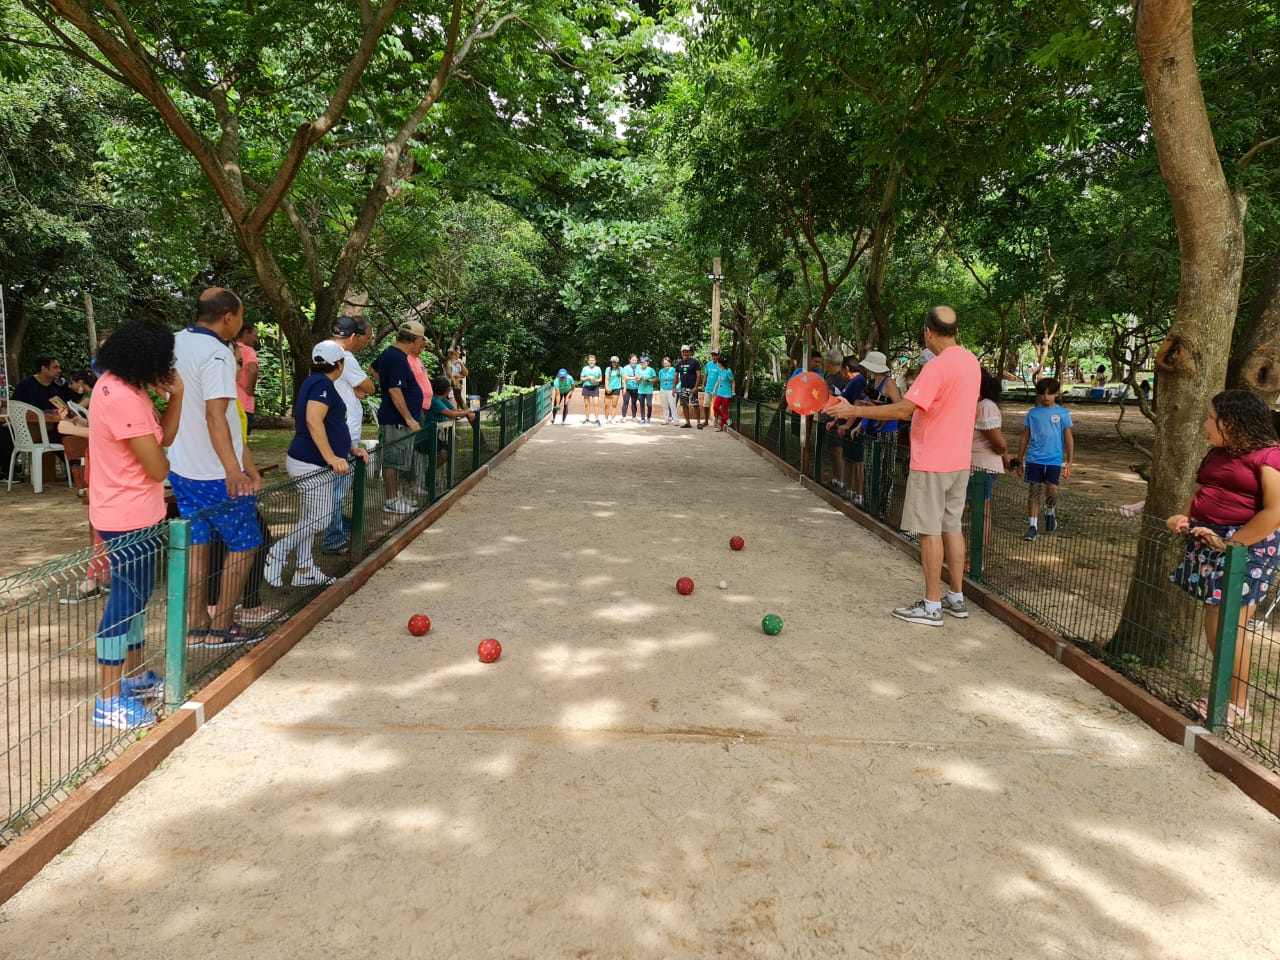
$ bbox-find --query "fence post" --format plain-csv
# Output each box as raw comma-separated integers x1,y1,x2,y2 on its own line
968,472,986,581
1206,543,1247,729
780,409,787,461
349,456,367,562
499,400,508,449
445,425,455,490
811,418,824,482
472,410,482,474
732,396,740,431
164,519,190,713
426,426,438,503
754,401,760,444
868,438,882,516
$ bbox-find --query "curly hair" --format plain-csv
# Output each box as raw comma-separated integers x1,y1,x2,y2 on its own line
1212,390,1278,458
95,320,174,390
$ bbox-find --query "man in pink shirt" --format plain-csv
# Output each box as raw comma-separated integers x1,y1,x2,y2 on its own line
827,305,980,626
236,323,259,434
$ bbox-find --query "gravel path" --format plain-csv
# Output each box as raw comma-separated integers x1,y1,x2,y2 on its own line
3,419,1277,959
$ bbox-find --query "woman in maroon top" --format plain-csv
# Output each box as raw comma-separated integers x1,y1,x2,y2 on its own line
1167,390,1280,724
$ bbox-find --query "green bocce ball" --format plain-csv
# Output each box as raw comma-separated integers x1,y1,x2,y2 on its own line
761,614,784,636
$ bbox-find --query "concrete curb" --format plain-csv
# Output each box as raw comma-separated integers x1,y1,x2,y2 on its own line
727,425,1280,820
0,417,550,905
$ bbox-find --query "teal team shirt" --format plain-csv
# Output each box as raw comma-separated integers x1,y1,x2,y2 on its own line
606,366,623,390
658,366,676,390
621,364,638,389
704,361,722,395
554,375,574,395
580,364,602,386
637,365,656,394
714,366,735,398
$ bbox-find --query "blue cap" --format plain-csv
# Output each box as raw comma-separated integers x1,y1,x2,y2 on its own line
557,368,568,376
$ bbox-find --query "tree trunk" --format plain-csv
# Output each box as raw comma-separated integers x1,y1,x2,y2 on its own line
1226,253,1280,404
1113,0,1246,655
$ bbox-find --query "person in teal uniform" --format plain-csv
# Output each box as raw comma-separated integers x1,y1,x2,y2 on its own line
658,357,678,424
636,355,657,423
551,368,575,424
603,356,623,424
579,354,602,425
712,360,735,431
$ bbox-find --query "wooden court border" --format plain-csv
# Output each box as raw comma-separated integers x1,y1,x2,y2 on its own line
0,415,550,905
726,423,1280,820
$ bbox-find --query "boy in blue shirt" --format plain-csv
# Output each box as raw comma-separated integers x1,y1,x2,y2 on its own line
1018,377,1074,541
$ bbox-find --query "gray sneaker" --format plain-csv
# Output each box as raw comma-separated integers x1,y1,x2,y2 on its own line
892,600,943,627
940,596,969,619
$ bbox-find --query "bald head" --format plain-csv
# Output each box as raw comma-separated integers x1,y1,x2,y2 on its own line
925,305,958,339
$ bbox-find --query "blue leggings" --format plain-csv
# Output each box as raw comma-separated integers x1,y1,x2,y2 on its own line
638,394,653,419
96,526,163,665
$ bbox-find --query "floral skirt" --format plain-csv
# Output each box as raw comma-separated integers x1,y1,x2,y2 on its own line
1170,521,1280,607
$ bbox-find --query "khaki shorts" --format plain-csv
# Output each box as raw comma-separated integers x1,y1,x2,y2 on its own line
900,469,969,536
699,392,713,407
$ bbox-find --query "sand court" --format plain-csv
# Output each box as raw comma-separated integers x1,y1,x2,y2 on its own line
3,419,1277,959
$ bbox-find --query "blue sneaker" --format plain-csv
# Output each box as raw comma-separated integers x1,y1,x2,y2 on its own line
94,695,158,730
1044,511,1058,533
120,671,164,701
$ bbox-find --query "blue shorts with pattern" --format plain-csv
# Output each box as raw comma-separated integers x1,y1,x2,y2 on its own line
1171,521,1280,607
169,473,264,552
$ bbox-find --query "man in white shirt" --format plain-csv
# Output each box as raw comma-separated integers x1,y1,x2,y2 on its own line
169,288,263,647
323,315,376,553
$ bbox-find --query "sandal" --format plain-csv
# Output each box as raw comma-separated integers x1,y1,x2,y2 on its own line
191,625,259,649
1228,703,1254,726
1191,698,1208,721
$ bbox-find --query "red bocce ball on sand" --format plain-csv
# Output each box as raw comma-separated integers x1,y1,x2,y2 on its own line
729,536,745,551
407,614,431,636
676,577,695,596
477,638,502,663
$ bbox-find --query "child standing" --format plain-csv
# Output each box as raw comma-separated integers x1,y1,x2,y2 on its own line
1018,377,1074,542
712,360,734,431
1167,390,1280,725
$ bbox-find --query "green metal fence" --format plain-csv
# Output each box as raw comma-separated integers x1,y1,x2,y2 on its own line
1,385,551,843
731,396,1280,771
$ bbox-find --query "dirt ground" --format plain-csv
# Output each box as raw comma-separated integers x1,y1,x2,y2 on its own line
2,416,1276,959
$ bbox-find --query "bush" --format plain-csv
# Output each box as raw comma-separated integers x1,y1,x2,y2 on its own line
749,378,786,403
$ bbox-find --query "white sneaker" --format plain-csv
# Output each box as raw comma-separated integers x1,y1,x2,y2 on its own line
384,496,415,514
292,568,336,587
263,555,285,588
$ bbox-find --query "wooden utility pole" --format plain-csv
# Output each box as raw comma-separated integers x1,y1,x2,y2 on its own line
84,292,97,358
708,258,725,351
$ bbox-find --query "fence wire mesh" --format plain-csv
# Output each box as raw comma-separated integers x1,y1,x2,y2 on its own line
1,386,551,842
731,397,1280,772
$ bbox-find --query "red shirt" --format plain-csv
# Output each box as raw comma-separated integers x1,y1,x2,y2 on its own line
1190,445,1280,526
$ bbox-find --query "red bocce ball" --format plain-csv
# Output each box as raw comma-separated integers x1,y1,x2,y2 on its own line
785,371,831,416
676,577,695,596
407,614,431,636
729,536,745,551
477,638,502,663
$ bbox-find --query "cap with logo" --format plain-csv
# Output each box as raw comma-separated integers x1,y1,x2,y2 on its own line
332,315,363,337
557,368,568,377
398,319,426,338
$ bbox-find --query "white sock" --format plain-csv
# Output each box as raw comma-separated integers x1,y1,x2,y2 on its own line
923,599,942,613
947,591,964,604
1029,517,1038,528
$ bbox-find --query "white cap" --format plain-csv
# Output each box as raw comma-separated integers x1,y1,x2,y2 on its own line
312,341,346,364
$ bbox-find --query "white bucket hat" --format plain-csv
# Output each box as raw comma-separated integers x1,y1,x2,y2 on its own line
860,350,890,374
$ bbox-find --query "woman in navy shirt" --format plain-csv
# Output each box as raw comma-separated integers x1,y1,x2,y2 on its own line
264,342,368,588
1168,390,1280,725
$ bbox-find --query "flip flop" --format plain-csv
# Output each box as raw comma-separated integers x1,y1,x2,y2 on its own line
190,625,259,649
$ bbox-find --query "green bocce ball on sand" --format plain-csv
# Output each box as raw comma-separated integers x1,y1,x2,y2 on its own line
761,614,783,636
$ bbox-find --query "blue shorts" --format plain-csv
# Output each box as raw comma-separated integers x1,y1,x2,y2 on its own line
169,473,264,552
1024,462,1062,486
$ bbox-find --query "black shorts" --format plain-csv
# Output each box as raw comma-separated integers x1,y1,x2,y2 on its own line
1025,462,1062,486
581,386,599,397
842,434,864,461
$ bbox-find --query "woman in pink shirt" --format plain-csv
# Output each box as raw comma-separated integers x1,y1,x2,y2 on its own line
86,321,184,730
1167,390,1280,725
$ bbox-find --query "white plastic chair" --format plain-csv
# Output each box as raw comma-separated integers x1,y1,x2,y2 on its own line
66,399,89,421
5,400,72,493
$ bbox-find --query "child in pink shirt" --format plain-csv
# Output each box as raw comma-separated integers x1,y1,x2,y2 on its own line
84,322,184,730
